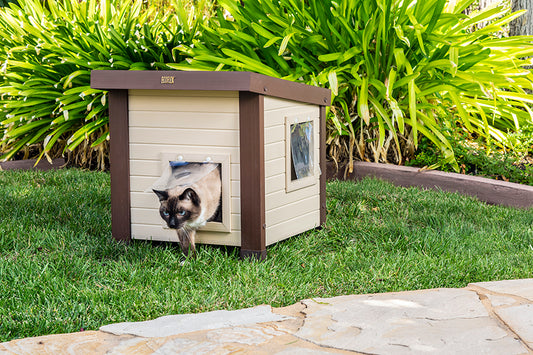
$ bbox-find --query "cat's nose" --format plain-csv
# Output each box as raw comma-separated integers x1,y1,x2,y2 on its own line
169,217,177,229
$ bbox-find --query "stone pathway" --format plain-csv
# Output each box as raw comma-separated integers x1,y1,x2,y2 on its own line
1,279,533,354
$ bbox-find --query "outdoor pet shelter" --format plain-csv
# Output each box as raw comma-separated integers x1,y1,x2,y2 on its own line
91,71,331,259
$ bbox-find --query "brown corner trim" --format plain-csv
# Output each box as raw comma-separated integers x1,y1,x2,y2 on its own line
108,90,131,242
90,70,331,106
239,91,266,258
319,106,327,226
0,158,65,171
326,161,533,209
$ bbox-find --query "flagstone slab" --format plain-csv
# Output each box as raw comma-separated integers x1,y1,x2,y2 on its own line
296,288,528,354
494,304,533,348
470,279,533,302
99,305,293,338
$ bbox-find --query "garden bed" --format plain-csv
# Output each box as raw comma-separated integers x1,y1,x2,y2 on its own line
326,161,533,209
0,158,65,171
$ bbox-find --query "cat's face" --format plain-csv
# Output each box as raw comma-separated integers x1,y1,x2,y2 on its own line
153,188,201,229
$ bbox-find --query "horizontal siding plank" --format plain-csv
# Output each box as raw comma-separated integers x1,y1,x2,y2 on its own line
264,107,319,128
265,174,284,194
264,141,284,162
265,183,319,210
130,90,239,98
129,127,239,147
264,125,285,145
129,111,239,130
131,224,241,246
129,144,240,164
266,195,320,227
265,210,320,246
129,95,239,113
264,96,316,112
265,157,285,179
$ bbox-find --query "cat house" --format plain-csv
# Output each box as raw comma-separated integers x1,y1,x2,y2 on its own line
91,71,331,259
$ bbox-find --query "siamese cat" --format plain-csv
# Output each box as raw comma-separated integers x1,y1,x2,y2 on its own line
153,163,221,256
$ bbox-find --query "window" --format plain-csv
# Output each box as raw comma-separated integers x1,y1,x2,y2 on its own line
285,114,317,192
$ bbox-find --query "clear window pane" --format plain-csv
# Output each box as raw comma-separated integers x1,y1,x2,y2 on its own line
290,121,314,181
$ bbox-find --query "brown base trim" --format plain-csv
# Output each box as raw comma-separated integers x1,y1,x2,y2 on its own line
240,249,267,261
327,161,533,209
0,158,66,171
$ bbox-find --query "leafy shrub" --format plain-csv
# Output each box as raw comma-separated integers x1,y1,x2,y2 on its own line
174,0,533,171
407,130,533,186
1,0,532,171
0,0,211,168
0,0,17,7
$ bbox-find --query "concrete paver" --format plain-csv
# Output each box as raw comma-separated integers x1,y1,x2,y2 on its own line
1,279,533,354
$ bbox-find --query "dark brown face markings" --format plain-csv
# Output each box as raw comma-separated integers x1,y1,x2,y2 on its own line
157,191,201,230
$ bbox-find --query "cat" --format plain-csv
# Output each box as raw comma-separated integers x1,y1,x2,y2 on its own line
153,163,221,256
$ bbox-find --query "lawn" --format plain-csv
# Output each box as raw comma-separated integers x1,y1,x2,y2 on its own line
0,168,532,342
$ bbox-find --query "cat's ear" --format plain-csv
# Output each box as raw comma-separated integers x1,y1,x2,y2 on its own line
181,188,200,206
152,189,169,201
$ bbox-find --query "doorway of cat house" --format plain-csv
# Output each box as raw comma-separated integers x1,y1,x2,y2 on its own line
149,155,231,233
285,114,317,192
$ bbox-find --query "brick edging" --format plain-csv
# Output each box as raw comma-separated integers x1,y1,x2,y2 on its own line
326,161,533,209
0,158,65,171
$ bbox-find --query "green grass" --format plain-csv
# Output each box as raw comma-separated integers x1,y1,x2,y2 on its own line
0,169,532,342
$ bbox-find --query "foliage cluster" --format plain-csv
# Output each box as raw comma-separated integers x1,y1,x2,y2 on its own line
0,0,211,169
175,0,533,172
0,0,532,171
1,169,532,341
408,129,533,185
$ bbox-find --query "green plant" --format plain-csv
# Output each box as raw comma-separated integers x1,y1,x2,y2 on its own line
173,0,533,171
0,0,17,7
408,128,533,185
0,0,213,168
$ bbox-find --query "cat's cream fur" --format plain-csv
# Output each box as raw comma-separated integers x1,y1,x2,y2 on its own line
153,165,221,256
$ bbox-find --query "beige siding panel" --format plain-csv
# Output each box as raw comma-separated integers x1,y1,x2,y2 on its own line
265,174,284,194
265,184,319,210
264,125,285,145
130,127,239,147
265,195,320,227
264,141,284,162
131,192,241,214
265,210,320,245
130,90,239,98
129,94,239,113
264,157,285,179
129,111,239,130
131,224,241,246
130,160,240,180
264,96,317,113
131,208,241,230
126,90,243,246
131,224,179,243
264,107,319,129
130,176,159,192
232,180,240,198
263,96,321,246
130,144,240,163
196,230,240,246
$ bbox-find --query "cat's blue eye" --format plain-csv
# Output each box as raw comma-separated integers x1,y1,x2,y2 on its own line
178,210,186,216
163,211,170,217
